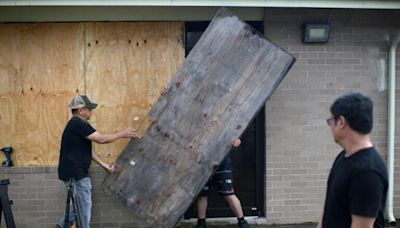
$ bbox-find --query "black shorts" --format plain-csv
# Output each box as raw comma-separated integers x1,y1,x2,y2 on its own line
199,153,234,197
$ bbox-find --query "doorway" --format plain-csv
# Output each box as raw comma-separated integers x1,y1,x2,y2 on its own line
184,21,265,218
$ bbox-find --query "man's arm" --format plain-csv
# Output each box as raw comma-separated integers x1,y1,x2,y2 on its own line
92,151,115,173
316,211,323,228
87,128,137,144
348,171,384,228
351,214,375,228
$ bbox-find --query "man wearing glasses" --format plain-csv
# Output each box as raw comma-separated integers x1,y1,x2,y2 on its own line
56,95,137,228
317,92,388,228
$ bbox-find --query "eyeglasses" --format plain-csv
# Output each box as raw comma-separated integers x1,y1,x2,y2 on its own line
326,117,335,126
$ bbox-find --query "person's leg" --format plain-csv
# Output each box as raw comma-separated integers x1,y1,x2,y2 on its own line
196,197,208,228
223,195,249,227
57,180,78,227
223,194,244,218
196,179,212,228
216,163,248,227
57,204,75,228
74,177,92,228
57,203,75,227
196,196,208,219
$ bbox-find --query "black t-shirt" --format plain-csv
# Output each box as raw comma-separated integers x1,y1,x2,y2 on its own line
58,116,96,181
322,147,388,228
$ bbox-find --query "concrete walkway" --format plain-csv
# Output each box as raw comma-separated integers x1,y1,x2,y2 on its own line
178,225,315,228
177,222,316,228
177,221,399,227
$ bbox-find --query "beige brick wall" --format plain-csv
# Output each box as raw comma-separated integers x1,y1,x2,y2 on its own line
0,167,149,228
264,8,400,224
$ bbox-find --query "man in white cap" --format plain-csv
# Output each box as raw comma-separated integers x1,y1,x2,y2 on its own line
56,95,137,228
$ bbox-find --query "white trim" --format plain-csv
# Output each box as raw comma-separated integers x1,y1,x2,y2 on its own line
386,31,400,225
1,0,400,9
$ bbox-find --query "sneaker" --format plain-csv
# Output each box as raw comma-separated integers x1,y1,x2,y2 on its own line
238,219,249,228
196,219,207,228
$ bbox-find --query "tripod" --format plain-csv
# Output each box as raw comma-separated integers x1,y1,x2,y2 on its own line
0,179,15,228
63,178,82,228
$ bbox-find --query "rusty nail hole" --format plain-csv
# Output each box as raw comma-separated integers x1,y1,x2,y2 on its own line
136,42,139,47
95,40,98,44
144,40,147,44
236,125,242,130
88,43,91,47
128,40,131,44
30,87,33,91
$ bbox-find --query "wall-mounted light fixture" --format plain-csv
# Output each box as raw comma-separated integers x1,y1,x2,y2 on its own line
302,23,330,43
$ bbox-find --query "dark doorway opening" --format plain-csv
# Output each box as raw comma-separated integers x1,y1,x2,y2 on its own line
184,21,265,219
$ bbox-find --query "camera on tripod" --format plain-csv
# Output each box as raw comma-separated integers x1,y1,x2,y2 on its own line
1,147,13,167
0,178,16,228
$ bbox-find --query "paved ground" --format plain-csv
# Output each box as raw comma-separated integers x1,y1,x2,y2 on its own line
177,222,317,228
178,225,315,228
177,221,399,227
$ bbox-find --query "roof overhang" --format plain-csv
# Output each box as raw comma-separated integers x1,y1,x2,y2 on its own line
0,0,399,22
1,0,400,9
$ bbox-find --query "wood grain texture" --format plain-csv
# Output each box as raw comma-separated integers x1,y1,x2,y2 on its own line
101,8,295,228
0,23,84,166
84,22,184,164
0,22,183,166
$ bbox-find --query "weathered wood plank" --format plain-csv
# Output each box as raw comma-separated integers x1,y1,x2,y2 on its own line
101,8,295,228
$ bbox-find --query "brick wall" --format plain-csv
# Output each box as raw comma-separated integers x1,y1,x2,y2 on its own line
0,166,149,228
264,8,400,224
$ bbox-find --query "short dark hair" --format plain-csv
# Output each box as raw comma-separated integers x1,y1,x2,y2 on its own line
330,92,373,134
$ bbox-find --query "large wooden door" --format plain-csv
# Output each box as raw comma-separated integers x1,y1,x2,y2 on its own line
184,21,265,218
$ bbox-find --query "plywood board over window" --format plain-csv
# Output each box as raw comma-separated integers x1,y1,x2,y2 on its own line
0,23,85,167
0,22,184,167
85,22,184,164
102,8,295,228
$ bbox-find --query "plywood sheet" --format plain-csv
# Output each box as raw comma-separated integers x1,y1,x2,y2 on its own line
0,23,84,166
101,8,295,228
84,22,184,163
0,22,184,167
